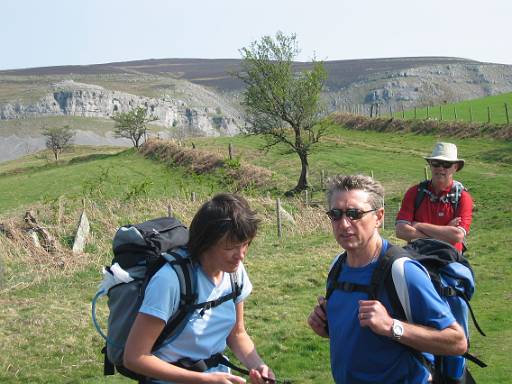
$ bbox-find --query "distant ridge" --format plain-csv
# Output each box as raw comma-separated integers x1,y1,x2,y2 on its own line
0,56,481,92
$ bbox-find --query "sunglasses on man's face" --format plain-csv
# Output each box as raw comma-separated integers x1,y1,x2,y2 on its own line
326,208,377,221
429,160,455,169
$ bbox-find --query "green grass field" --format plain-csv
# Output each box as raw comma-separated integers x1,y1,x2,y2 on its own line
0,123,510,383
395,92,512,124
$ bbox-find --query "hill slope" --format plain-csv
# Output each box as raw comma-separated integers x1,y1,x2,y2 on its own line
0,128,511,383
1,56,512,162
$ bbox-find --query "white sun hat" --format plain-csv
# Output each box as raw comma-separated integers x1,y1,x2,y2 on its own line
424,142,465,171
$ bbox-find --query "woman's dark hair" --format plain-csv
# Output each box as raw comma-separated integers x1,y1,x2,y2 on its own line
188,193,260,261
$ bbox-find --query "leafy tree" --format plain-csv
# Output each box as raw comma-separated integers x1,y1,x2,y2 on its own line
237,32,327,194
111,106,157,149
41,125,76,161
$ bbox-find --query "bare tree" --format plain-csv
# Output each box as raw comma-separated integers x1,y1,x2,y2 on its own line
42,125,76,161
236,32,327,194
111,107,157,149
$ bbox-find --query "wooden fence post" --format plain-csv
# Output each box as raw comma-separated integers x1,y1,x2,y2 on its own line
228,143,233,160
401,104,405,119
191,192,196,202
487,106,491,123
57,196,64,231
439,106,443,121
426,105,430,118
469,106,473,122
453,107,457,120
167,204,172,217
303,190,310,205
505,103,510,124
414,107,417,119
276,198,282,238
381,195,385,230
389,105,393,118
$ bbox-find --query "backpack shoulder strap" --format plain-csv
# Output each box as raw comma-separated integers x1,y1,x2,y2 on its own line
326,252,347,300
413,180,430,215
152,250,197,350
194,272,243,316
376,246,436,375
369,244,409,305
451,180,465,213
229,271,243,301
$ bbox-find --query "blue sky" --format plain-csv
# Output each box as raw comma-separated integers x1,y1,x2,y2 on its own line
2,0,511,70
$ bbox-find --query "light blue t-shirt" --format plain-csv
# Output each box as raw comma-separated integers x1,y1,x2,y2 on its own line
327,241,455,384
139,257,252,368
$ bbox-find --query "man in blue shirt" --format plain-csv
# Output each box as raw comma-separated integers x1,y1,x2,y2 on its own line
307,174,466,384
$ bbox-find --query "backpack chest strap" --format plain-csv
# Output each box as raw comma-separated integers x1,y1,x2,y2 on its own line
173,353,249,375
330,280,373,295
186,290,239,317
181,272,242,316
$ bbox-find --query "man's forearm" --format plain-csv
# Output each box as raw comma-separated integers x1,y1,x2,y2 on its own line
395,222,428,242
398,321,467,356
413,222,464,244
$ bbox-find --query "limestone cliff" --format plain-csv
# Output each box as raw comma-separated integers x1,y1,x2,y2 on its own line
0,80,242,137
325,63,512,113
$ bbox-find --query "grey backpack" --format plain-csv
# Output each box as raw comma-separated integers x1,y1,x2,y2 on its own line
91,217,242,382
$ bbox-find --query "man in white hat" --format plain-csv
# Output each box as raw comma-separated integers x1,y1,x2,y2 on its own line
395,142,473,252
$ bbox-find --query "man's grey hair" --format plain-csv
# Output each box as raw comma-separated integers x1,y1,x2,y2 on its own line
326,174,385,210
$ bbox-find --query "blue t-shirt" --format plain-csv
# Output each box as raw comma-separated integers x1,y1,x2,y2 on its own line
139,253,252,368
327,240,455,384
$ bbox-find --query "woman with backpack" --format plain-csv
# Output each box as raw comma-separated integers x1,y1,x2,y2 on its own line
124,193,274,384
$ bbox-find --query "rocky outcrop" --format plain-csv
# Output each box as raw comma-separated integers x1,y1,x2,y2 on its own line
0,80,242,137
326,63,512,113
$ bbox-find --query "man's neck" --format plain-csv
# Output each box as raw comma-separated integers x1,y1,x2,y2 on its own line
431,178,453,194
346,235,382,268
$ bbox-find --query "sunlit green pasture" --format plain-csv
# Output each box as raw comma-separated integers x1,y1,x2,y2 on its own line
0,125,510,383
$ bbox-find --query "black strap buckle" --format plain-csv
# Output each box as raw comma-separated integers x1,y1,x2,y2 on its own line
199,301,213,317
441,286,457,296
175,357,210,372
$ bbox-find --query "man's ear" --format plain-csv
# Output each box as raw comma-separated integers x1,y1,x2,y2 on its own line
376,207,385,228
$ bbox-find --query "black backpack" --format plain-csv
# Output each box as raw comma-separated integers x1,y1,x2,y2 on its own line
414,180,466,214
91,217,242,382
326,238,486,384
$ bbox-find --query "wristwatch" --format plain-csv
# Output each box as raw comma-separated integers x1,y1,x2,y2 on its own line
391,319,404,340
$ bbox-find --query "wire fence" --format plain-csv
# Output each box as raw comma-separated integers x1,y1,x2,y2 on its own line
334,102,511,125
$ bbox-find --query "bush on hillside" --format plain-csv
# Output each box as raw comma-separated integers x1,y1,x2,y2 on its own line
140,139,273,191
330,113,512,140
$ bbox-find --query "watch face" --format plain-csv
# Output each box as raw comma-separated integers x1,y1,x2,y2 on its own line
393,321,404,338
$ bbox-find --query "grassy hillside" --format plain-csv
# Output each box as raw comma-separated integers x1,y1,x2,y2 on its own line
0,115,118,136
398,92,512,124
0,125,510,383
0,146,234,214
